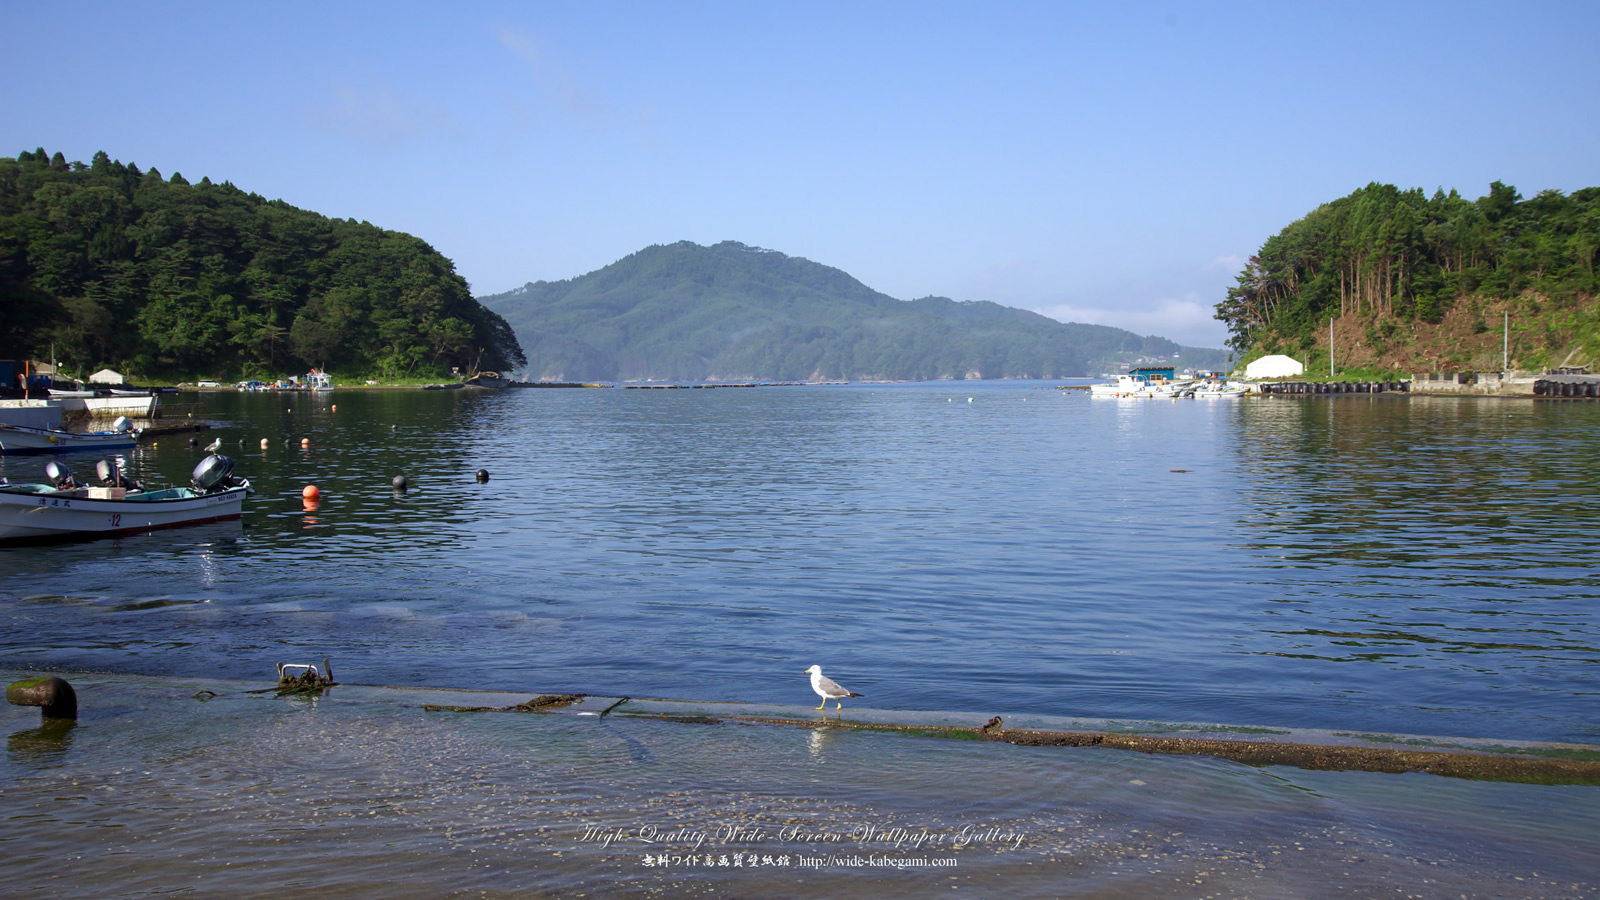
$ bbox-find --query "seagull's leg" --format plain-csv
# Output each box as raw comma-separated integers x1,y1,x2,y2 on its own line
816,700,826,710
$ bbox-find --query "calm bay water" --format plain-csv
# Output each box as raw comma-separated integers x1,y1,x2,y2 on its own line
2,383,1598,743
4,383,1599,897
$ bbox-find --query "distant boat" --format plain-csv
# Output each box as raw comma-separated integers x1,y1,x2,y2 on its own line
1190,381,1251,398
1090,367,1190,398
276,370,333,391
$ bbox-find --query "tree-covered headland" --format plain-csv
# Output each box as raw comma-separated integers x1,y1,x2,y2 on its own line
0,148,523,381
1217,182,1600,374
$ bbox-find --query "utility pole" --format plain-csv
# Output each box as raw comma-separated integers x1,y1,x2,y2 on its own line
1504,312,1509,374
1329,317,1335,377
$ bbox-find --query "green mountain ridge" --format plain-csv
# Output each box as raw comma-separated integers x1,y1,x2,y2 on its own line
479,241,1226,382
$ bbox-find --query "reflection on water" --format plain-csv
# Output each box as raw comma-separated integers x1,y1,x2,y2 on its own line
2,387,1599,747
6,719,75,765
1229,396,1600,740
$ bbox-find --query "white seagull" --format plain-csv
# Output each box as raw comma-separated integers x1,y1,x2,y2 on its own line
203,437,222,453
804,664,862,712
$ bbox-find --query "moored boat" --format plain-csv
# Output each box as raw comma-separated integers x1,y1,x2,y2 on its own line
0,454,251,543
1089,366,1192,398
1190,380,1252,398
0,418,141,454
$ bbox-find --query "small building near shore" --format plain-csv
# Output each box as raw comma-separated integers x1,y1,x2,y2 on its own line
90,368,126,384
1244,355,1305,379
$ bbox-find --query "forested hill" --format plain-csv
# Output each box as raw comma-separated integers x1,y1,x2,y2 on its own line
1217,181,1600,373
0,148,523,380
479,241,1225,382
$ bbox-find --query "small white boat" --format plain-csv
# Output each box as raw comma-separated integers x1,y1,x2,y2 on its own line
0,455,251,543
1191,381,1251,398
274,369,334,391
0,419,141,454
1090,366,1191,398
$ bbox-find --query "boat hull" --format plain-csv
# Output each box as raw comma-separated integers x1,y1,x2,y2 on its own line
0,425,140,454
0,486,247,542
1089,383,1184,398
57,395,159,418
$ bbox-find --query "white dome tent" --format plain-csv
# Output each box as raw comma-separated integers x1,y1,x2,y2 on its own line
1243,355,1305,379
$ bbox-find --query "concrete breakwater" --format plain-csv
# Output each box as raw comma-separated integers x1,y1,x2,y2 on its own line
1256,381,1409,395
1534,373,1600,397
1409,371,1600,397
1261,371,1600,397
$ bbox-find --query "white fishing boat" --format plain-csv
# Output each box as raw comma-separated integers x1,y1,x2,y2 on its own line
274,369,333,391
1190,380,1252,398
1089,366,1192,398
0,418,141,454
0,455,251,543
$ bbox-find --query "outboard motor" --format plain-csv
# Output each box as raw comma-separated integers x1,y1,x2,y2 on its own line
111,416,133,434
191,453,251,494
44,461,77,490
191,454,234,492
95,458,143,492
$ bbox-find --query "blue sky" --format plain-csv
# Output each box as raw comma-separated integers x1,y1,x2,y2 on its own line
6,2,1596,348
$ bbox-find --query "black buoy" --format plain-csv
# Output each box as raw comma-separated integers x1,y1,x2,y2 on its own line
392,475,409,490
7,676,78,720
476,469,489,483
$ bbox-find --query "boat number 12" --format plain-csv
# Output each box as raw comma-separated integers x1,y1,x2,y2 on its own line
109,514,121,528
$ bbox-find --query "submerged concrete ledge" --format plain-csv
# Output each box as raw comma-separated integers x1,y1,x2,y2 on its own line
716,717,1600,785
9,671,1597,786
323,689,1600,785
597,698,1600,786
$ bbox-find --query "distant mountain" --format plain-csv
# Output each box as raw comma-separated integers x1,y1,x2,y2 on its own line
478,241,1226,382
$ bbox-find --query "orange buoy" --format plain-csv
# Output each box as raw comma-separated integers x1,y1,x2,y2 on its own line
302,484,320,501
300,437,310,448
331,405,337,412
260,438,269,448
